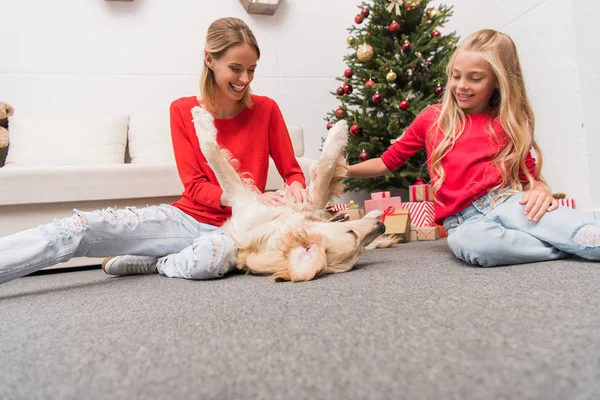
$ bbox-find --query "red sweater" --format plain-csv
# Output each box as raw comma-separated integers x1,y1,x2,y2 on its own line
381,106,537,224
170,95,305,226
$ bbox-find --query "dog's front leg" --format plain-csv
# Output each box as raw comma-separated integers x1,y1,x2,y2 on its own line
191,107,253,205
310,120,348,209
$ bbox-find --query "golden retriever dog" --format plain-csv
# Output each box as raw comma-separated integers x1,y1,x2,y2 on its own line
192,107,387,282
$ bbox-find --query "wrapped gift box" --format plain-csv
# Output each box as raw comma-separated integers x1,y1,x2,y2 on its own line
326,204,349,212
417,225,441,241
330,209,365,221
409,178,433,202
401,201,435,228
381,207,410,242
365,196,402,214
557,199,575,209
371,191,391,199
409,230,418,241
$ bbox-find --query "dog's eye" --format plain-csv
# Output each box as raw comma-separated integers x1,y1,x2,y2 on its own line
347,230,359,242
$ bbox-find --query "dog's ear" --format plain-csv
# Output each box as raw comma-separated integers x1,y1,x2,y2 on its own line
286,244,327,282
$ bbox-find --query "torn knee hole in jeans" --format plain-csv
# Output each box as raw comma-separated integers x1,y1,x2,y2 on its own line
42,210,89,245
100,206,182,230
571,224,600,247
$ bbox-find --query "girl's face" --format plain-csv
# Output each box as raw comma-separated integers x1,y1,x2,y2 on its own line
205,42,258,106
449,50,498,115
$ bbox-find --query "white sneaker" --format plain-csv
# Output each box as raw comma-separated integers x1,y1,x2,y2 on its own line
102,256,158,276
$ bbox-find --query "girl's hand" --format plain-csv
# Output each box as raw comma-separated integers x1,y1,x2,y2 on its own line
285,181,311,204
519,183,558,221
259,191,284,207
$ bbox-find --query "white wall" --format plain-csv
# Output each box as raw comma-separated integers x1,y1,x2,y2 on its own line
1,0,599,212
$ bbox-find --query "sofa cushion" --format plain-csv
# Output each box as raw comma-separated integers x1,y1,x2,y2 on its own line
0,163,183,206
128,117,175,164
288,126,304,157
5,116,129,167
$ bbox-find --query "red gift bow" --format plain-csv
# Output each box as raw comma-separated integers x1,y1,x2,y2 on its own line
381,206,409,223
415,178,425,185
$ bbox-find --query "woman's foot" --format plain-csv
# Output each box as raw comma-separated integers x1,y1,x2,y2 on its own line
102,256,158,275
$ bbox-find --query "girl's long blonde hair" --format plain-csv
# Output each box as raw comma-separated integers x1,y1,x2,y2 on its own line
430,29,546,201
200,17,260,113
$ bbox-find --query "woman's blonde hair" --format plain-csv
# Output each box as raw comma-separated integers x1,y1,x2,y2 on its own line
200,17,260,113
430,29,546,202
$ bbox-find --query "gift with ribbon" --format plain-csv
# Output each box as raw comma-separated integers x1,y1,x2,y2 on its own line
401,201,435,228
381,206,411,242
364,196,402,214
552,193,575,209
371,191,391,199
409,178,433,202
417,225,441,241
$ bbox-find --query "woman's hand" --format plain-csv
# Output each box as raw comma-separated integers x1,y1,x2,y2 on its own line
259,191,285,207
519,182,558,221
285,181,311,204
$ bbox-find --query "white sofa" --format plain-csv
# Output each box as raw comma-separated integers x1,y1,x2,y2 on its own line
0,116,316,268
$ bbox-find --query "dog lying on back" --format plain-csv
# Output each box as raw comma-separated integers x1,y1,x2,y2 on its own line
192,107,387,282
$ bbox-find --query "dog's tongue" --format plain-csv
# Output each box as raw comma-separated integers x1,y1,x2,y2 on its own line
330,213,350,223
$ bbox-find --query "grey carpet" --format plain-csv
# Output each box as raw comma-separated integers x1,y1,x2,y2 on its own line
1,239,599,400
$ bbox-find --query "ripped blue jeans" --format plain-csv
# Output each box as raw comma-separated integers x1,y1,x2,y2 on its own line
0,204,237,285
443,192,600,267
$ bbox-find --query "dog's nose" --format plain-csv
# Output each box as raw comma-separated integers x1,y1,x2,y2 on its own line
376,221,386,234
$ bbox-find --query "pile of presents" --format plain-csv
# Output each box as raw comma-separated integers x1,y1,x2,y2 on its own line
326,179,445,242
327,184,578,243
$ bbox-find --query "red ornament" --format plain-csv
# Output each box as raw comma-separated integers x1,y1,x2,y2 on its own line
365,79,375,88
335,108,345,117
372,93,383,104
432,30,441,38
326,122,333,130
350,124,362,136
389,21,400,32
435,85,444,96
360,7,370,18
344,69,354,78
336,87,345,96
359,150,370,161
355,15,364,24
402,41,412,53
343,84,353,94
399,100,410,110
380,137,385,141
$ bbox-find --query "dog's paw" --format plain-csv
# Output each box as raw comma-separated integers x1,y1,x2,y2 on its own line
364,209,383,219
191,106,217,142
323,120,348,153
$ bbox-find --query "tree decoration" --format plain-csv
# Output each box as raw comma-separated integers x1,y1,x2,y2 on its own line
325,0,458,192
357,43,374,62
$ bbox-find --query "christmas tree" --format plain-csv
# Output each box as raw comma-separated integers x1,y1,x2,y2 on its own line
326,0,459,192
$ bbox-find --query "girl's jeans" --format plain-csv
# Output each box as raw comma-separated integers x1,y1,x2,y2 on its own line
443,192,600,267
0,205,237,285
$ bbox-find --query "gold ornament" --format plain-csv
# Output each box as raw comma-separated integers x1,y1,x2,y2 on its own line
346,36,354,45
428,8,441,18
386,71,397,82
406,0,422,6
357,43,374,62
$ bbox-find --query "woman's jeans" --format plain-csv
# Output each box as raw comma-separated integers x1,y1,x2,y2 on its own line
0,205,237,285
443,192,600,267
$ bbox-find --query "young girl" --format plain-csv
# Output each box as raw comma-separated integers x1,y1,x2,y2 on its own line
349,29,600,267
0,17,310,285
